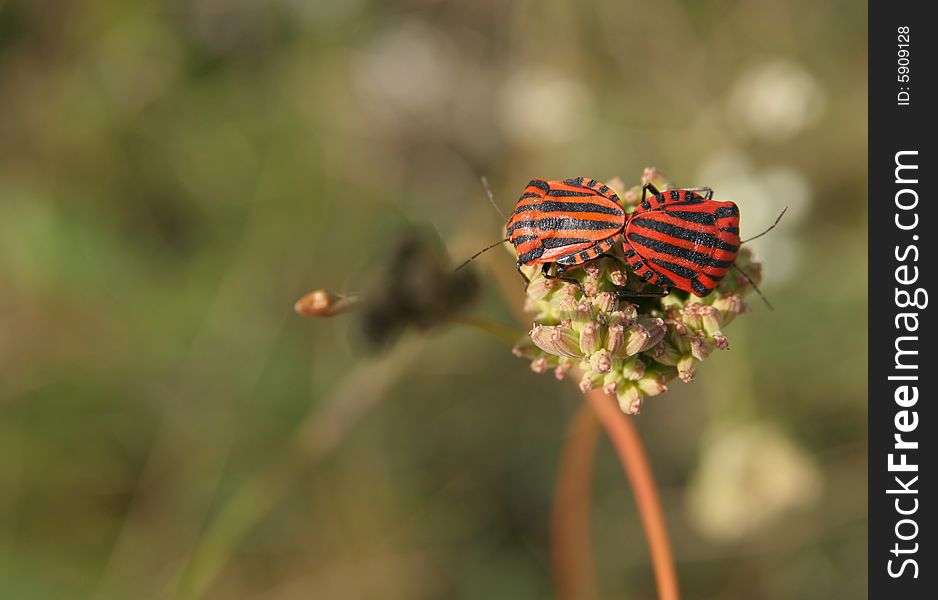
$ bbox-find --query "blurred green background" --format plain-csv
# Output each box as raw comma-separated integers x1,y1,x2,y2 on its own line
0,1,866,598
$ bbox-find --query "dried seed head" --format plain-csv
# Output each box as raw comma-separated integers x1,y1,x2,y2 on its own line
357,231,479,350
295,289,358,317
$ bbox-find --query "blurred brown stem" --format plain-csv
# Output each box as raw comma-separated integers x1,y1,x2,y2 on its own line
551,402,600,600
586,388,680,600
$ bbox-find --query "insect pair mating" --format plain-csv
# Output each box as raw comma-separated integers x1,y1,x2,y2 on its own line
459,177,783,308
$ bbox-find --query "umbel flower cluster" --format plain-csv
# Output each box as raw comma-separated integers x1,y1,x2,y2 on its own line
511,169,763,415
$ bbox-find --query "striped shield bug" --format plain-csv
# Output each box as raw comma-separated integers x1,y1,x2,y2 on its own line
505,177,741,298
458,177,781,306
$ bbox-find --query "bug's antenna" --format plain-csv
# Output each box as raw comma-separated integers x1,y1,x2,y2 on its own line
742,206,788,244
480,176,507,221
454,238,510,271
732,264,774,311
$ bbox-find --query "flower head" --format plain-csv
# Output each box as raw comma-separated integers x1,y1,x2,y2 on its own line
512,169,765,413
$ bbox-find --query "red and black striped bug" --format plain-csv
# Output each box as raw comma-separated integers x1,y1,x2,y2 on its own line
505,177,740,298
458,176,780,305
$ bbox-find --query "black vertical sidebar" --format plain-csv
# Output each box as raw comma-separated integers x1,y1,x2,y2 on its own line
869,1,935,597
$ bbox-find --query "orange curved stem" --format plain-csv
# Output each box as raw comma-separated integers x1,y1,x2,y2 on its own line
586,389,681,600
551,403,600,600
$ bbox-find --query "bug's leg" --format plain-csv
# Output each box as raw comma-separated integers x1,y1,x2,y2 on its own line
516,263,531,286
614,287,671,299
541,263,585,292
641,183,660,202
682,186,714,200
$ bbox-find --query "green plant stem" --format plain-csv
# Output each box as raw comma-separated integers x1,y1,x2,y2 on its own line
169,341,424,599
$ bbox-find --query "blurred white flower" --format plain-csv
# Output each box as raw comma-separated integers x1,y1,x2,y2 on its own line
686,422,821,542
498,68,591,147
727,60,826,141
697,151,811,285
354,20,455,119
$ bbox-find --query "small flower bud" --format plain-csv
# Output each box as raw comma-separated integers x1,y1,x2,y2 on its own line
666,318,688,336
602,371,623,395
579,320,603,355
583,261,602,280
621,357,646,381
581,279,601,298
524,276,555,300
624,318,665,355
616,384,643,415
573,299,594,324
689,334,713,361
713,294,748,326
700,305,723,337
589,348,613,373
592,291,618,314
641,166,671,191
651,340,682,365
531,357,549,374
606,177,626,196
557,294,579,320
579,369,603,393
555,357,574,380
607,265,628,287
682,303,705,331
712,334,729,350
637,372,668,397
624,323,650,356
512,338,539,359
622,188,639,206
606,322,625,355
620,302,639,323
677,355,697,383
530,321,582,358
